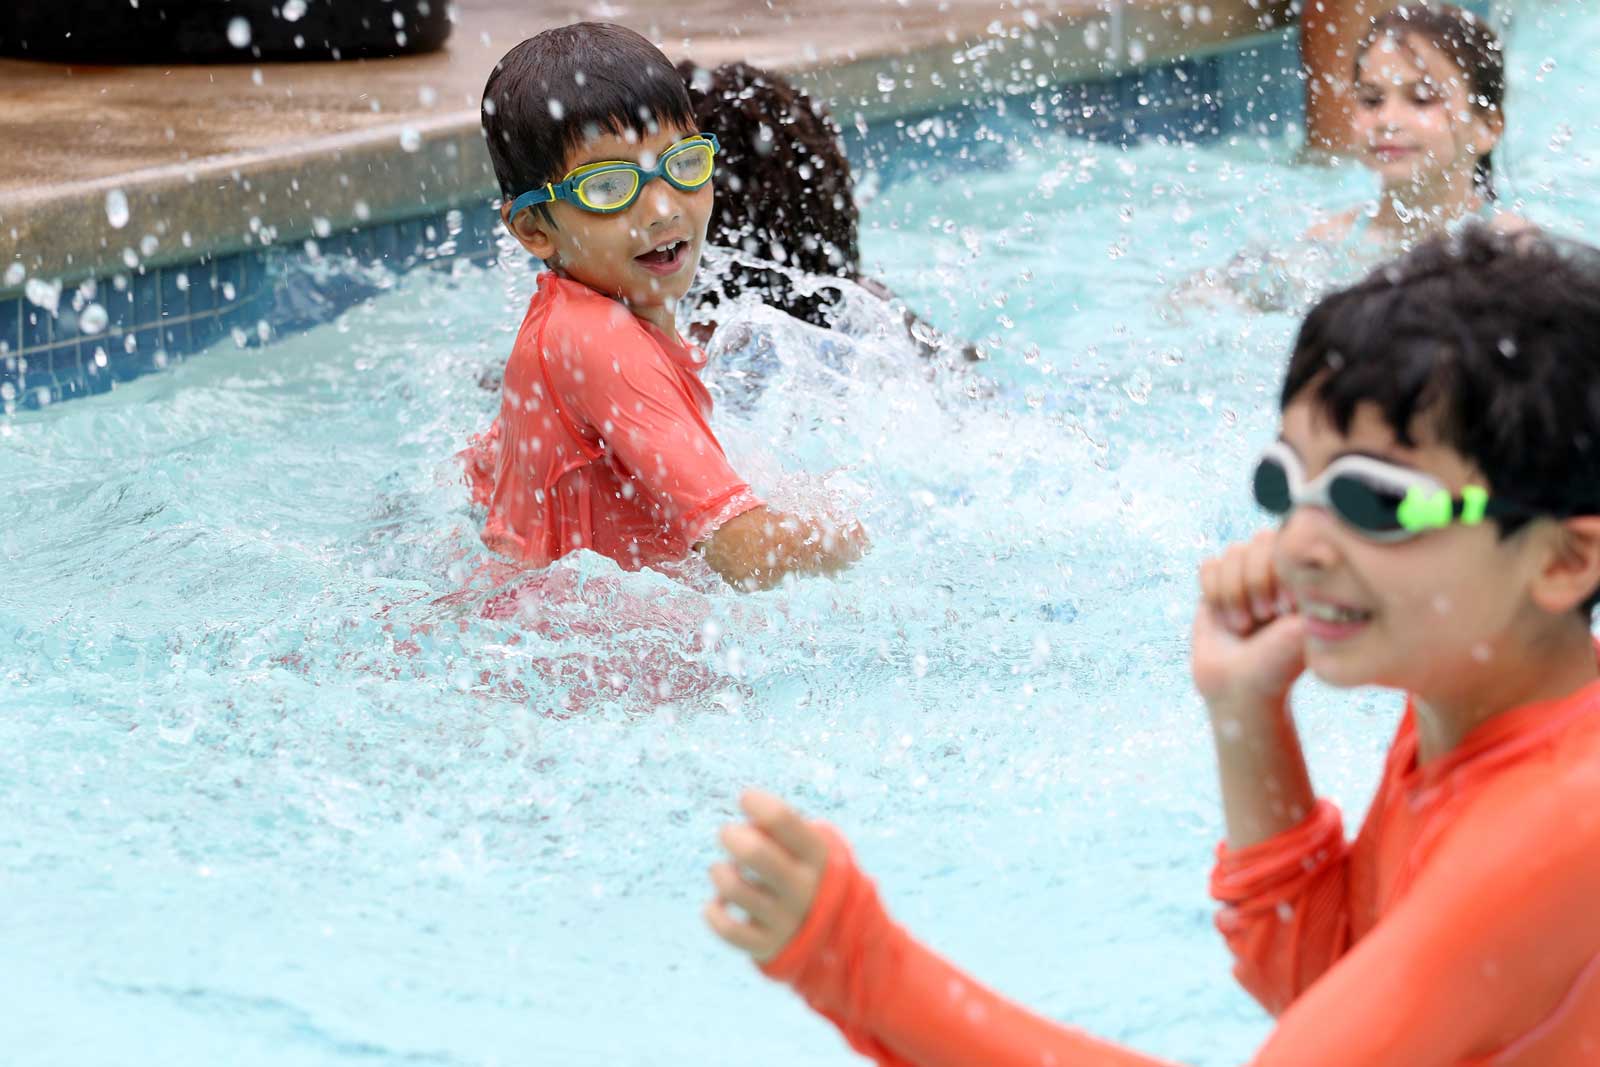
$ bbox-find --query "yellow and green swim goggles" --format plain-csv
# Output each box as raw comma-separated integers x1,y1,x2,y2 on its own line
509,133,719,218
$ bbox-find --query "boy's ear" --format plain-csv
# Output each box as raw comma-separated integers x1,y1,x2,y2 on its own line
1531,517,1600,615
501,202,559,261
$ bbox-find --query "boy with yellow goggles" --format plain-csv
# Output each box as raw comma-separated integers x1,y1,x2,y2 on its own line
509,133,720,218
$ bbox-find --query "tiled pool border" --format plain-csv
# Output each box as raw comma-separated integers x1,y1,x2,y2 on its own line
1,26,1301,414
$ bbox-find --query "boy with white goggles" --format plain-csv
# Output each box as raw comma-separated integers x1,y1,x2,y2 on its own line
702,227,1600,1067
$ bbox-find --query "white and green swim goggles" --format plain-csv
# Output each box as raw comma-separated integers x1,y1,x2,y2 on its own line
509,133,719,219
1252,441,1535,542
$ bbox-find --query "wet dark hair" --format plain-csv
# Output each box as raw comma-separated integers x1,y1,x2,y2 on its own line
481,23,695,222
1355,4,1506,198
677,60,860,329
1283,226,1600,606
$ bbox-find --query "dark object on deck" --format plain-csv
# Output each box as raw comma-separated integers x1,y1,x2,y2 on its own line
0,0,451,63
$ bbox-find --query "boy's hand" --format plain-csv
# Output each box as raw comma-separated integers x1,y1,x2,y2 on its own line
701,507,868,591
1192,530,1308,708
704,790,830,963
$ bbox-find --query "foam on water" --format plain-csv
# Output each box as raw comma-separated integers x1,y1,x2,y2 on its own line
3,4,1598,1062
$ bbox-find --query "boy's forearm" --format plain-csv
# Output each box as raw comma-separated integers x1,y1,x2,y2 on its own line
765,827,1181,1067
1208,696,1316,849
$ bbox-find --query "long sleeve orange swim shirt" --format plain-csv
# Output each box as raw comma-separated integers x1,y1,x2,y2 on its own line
760,680,1600,1065
461,273,761,570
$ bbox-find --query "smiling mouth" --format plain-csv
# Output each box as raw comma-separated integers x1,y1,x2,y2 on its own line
1302,601,1373,624
635,239,689,273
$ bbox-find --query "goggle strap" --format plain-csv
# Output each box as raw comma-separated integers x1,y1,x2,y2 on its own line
507,184,556,219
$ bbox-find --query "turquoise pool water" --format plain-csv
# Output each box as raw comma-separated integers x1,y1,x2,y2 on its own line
4,5,1599,1064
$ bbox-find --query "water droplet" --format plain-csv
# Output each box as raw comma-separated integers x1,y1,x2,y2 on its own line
418,85,438,107
24,277,61,313
399,127,422,152
227,16,252,48
139,234,159,257
105,188,130,229
78,303,109,335
3,263,24,288
353,199,371,221
312,216,332,238
875,72,896,93
281,0,307,21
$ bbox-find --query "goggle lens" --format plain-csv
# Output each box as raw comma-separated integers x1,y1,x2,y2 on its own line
665,142,715,187
1252,456,1292,515
1327,474,1407,534
576,169,640,210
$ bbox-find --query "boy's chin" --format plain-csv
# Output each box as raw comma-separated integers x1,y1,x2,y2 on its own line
1304,648,1384,691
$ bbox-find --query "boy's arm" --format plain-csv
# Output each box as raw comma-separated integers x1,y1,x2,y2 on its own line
1194,531,1354,1011
697,505,867,591
556,318,866,589
707,793,1179,1067
1209,799,1352,1014
1195,532,1316,849
710,791,1598,1067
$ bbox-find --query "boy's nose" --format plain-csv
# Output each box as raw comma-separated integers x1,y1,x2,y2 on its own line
642,180,679,224
1275,506,1342,575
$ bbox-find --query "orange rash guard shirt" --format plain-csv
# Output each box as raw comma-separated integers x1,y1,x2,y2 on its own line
760,678,1600,1066
461,273,761,570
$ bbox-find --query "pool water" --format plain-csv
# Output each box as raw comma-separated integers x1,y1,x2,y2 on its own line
4,4,1599,1064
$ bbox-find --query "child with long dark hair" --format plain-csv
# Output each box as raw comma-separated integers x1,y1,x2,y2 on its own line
1308,4,1529,248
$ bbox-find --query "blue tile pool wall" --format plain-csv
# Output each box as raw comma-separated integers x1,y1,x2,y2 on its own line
0,29,1302,412
0,206,501,412
847,29,1302,186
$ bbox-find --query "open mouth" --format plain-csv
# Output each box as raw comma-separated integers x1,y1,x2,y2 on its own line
1301,599,1374,642
635,239,689,275
1302,602,1373,624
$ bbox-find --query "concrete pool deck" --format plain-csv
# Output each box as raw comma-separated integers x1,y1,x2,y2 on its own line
0,0,1292,295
